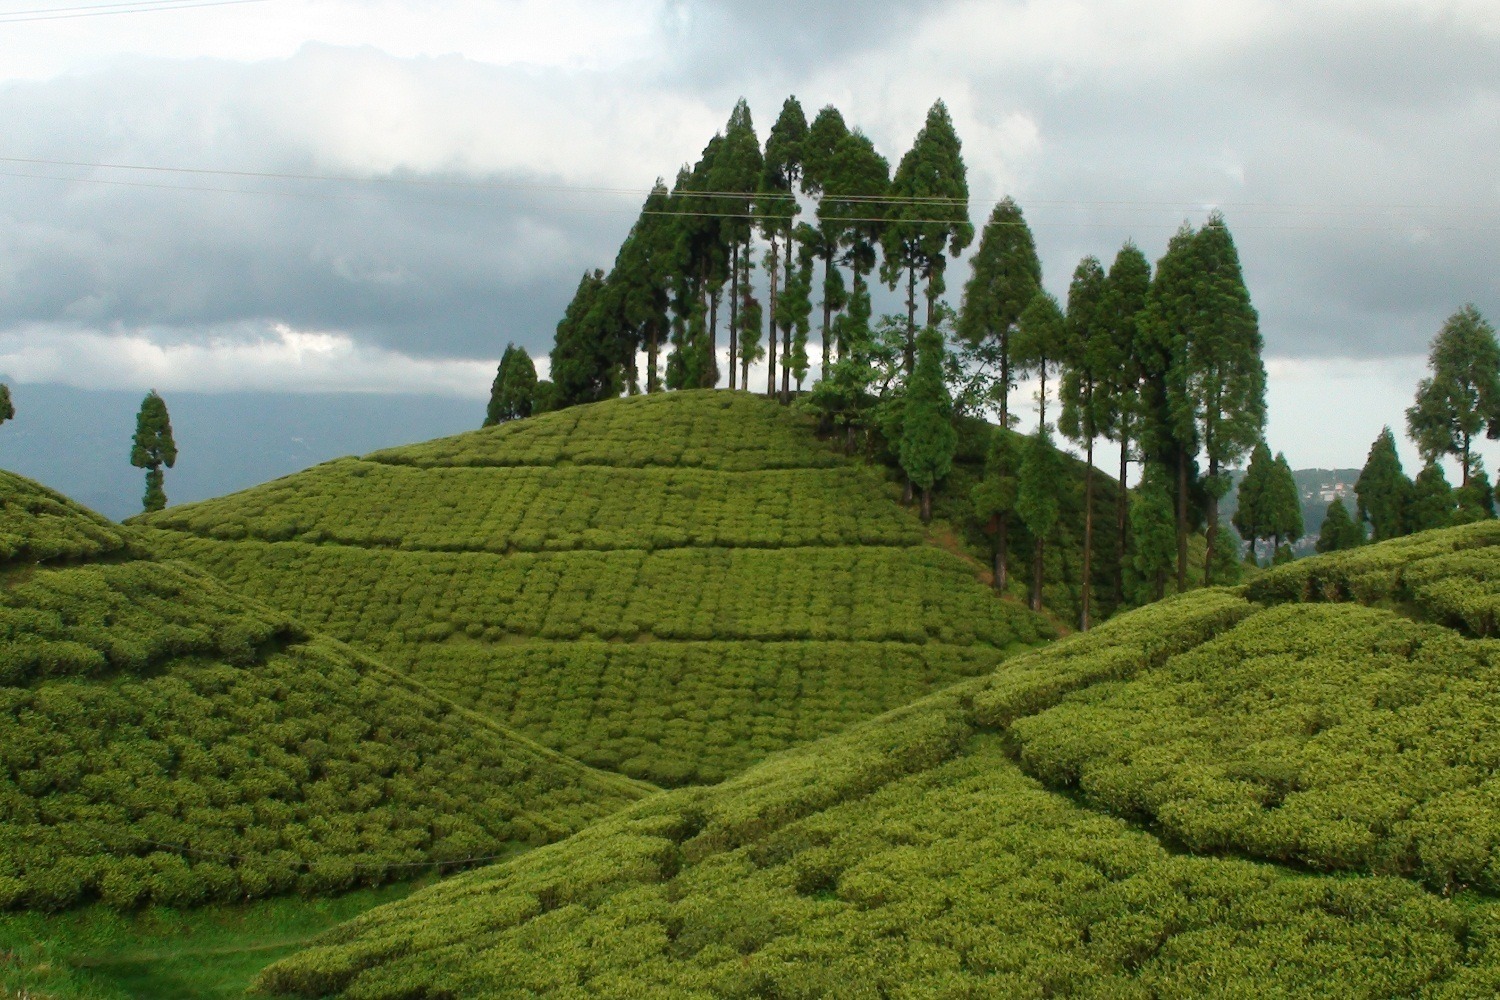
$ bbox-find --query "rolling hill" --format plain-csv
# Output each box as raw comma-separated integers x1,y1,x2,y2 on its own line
0,470,649,913
257,520,1500,998
135,391,1055,786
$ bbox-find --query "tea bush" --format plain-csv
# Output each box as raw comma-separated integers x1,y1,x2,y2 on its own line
0,472,650,912
135,391,1054,785
0,470,130,566
257,688,1498,999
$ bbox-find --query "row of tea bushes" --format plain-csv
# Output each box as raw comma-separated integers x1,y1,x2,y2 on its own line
368,390,845,472
0,560,302,684
138,534,1046,650
1249,520,1500,634
409,641,1002,786
0,470,129,567
258,669,1497,999
1006,532,1500,894
144,462,920,553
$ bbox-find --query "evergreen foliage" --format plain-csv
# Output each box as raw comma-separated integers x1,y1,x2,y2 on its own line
1016,425,1061,611
0,383,12,426
880,100,972,373
1315,497,1364,553
1232,440,1275,562
484,343,537,426
1267,451,1304,549
709,99,763,389
1454,464,1496,524
130,390,176,514
758,97,807,398
1408,461,1457,532
957,197,1041,428
969,428,1020,594
1406,304,1500,485
1355,427,1413,541
897,326,957,522
1126,462,1176,604
1014,289,1065,430
1059,255,1111,628
549,270,621,406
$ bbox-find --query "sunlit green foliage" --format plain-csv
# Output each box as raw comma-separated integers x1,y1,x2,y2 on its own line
0,470,130,566
258,584,1500,999
139,391,1051,787
0,474,648,913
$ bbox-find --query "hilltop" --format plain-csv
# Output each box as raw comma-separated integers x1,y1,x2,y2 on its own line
259,520,1500,997
136,391,1055,786
0,469,649,914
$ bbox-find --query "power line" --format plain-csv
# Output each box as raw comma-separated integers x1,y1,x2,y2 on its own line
0,154,1491,217
0,0,269,23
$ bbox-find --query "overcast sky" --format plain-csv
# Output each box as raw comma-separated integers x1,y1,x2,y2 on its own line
0,0,1496,473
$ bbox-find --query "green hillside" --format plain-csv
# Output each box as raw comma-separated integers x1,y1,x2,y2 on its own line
258,521,1500,998
0,469,648,914
136,391,1054,785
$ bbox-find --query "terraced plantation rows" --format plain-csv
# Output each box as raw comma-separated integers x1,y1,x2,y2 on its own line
139,392,1053,785
258,531,1500,997
0,469,649,914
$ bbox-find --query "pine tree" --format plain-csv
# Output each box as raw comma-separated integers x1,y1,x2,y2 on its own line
1355,427,1412,541
1170,213,1266,586
881,100,973,374
1127,462,1176,604
829,131,889,362
899,325,957,523
1136,222,1202,591
1232,441,1275,564
971,429,1020,594
614,182,676,393
1101,242,1151,604
1408,461,1456,532
484,344,537,426
1267,452,1303,551
710,100,763,390
800,106,851,378
1455,463,1496,524
1014,290,1066,431
550,270,621,407
1315,498,1364,553
778,237,815,399
958,197,1042,430
1059,256,1109,630
758,97,807,398
1016,425,1061,611
131,390,177,513
1406,304,1500,486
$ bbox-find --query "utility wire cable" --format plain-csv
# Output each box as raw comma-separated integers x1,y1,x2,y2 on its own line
0,0,269,22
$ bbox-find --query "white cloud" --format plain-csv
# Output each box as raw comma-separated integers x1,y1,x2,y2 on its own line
0,322,502,397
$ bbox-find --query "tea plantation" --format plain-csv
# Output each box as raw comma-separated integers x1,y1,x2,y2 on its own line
0,469,649,914
257,526,1500,997
137,391,1054,785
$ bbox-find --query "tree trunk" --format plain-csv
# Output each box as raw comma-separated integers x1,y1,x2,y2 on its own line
1114,425,1128,606
646,321,660,394
904,266,917,375
781,320,791,404
1204,455,1219,587
821,256,832,377
1082,437,1094,631
1176,446,1189,593
902,479,913,506
707,287,720,389
920,487,932,524
727,241,739,390
766,234,779,397
994,514,1009,594
1031,537,1045,611
1247,537,1257,566
1037,358,1047,431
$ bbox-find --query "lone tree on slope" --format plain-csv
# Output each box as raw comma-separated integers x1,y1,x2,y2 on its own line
485,343,538,426
131,390,177,513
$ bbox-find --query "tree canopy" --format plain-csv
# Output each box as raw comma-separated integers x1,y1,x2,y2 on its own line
131,390,177,513
1406,304,1500,486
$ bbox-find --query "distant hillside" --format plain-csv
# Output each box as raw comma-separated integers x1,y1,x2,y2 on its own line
258,521,1500,998
136,391,1055,786
0,470,648,912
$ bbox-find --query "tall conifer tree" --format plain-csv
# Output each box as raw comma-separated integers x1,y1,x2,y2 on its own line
900,325,958,523
1267,452,1303,551
758,97,807,398
1016,425,1061,611
971,429,1020,594
485,344,537,426
131,390,177,513
710,100,763,390
1128,462,1176,604
958,197,1042,429
1015,291,1066,431
1059,256,1109,630
1355,427,1412,541
550,270,621,406
1408,461,1456,532
1316,498,1364,553
1101,242,1151,603
1232,441,1275,564
829,131,889,362
881,101,972,374
1406,304,1500,486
